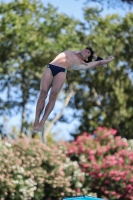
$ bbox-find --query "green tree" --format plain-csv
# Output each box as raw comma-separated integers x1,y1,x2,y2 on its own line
0,0,82,137
77,0,133,7
68,9,133,139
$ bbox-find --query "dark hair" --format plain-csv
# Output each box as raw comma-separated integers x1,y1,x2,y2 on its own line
84,47,95,63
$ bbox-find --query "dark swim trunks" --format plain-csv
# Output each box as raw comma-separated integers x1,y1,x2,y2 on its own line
47,64,67,77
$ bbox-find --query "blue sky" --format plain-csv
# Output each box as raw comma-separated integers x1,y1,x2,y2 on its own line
2,0,132,141
43,0,85,20
43,0,131,19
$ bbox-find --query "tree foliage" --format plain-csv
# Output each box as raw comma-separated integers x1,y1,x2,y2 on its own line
0,0,82,136
80,0,133,7
0,0,133,140
68,9,133,139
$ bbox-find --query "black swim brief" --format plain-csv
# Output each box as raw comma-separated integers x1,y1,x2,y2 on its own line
47,64,67,77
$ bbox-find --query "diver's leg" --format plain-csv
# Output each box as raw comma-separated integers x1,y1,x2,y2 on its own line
37,71,66,131
33,68,53,131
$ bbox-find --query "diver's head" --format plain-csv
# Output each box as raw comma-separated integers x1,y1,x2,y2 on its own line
84,47,95,63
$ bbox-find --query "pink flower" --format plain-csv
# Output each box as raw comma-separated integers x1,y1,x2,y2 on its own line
101,186,104,191
104,190,109,194
98,173,103,178
111,191,116,195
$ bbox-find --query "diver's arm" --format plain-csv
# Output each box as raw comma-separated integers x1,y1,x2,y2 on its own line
93,54,108,68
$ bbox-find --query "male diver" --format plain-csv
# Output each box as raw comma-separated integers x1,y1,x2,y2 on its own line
33,47,114,132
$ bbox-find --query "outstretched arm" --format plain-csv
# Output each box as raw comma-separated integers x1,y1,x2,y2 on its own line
93,54,108,68
84,56,114,70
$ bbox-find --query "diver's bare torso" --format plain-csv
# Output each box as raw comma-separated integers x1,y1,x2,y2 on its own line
50,51,88,70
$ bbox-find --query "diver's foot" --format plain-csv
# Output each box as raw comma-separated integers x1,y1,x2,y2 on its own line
33,121,39,132
35,122,44,132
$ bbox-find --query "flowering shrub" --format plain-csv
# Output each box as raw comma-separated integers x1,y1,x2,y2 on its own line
65,127,133,200
1,127,133,200
0,139,86,200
